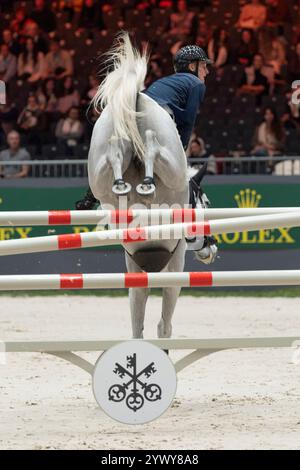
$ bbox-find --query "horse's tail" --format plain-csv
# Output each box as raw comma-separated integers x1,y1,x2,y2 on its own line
92,32,148,159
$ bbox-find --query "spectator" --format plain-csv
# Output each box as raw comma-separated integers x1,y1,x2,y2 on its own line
236,0,267,31
281,89,300,130
187,138,217,175
265,0,290,29
0,130,30,179
10,7,27,36
83,74,99,102
17,37,45,84
251,106,285,172
38,78,59,112
0,100,19,136
17,94,45,146
57,76,80,114
238,53,270,104
196,19,212,50
30,0,56,33
55,106,84,156
288,42,300,83
208,28,229,71
22,21,48,54
234,29,258,66
168,0,195,40
79,0,103,29
0,44,17,83
2,29,21,56
145,58,163,86
45,38,74,80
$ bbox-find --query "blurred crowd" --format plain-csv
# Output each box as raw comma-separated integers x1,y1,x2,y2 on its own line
0,0,300,178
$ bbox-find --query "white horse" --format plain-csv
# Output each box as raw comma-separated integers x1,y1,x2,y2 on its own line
88,33,202,338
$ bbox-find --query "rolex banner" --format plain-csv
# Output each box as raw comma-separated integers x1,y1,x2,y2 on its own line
0,183,299,251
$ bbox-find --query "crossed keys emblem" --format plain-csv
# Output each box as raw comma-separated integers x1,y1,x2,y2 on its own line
108,353,162,412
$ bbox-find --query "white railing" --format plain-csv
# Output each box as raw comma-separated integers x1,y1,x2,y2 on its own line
1,156,300,177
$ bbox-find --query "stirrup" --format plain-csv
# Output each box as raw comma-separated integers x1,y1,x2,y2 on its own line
112,179,132,196
136,177,156,196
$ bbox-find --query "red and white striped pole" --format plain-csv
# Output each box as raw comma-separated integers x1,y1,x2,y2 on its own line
0,211,300,257
0,207,299,226
0,270,300,290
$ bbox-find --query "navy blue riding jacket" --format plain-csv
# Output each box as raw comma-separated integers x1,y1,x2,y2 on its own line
142,72,206,149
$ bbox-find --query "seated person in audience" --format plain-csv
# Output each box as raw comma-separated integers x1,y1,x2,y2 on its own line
57,76,80,115
236,0,267,31
17,94,45,146
10,7,27,36
237,54,270,104
168,0,195,40
22,20,48,54
265,0,290,29
55,106,84,156
288,42,300,83
187,138,217,175
195,19,212,50
0,130,30,179
45,38,73,81
83,74,99,103
208,28,229,73
0,44,17,83
0,100,19,136
2,29,21,56
29,0,56,33
281,88,300,130
17,37,45,84
38,78,59,112
251,106,285,172
234,29,258,66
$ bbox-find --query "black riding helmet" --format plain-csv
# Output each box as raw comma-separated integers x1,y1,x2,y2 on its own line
174,45,212,75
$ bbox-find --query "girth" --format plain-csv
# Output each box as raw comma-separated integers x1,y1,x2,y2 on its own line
125,241,180,273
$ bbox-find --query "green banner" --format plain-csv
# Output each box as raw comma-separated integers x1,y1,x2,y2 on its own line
0,184,299,250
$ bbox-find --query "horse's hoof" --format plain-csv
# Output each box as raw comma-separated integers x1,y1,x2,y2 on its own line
136,177,156,196
112,179,131,196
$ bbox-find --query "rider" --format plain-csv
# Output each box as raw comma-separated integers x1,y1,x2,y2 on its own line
77,45,212,210
143,45,211,150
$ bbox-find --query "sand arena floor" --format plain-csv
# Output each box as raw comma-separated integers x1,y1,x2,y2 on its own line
1,295,300,450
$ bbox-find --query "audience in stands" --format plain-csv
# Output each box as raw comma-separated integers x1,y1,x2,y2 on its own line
0,130,30,178
17,37,45,84
30,0,57,33
236,0,267,31
45,38,73,80
168,0,195,39
17,94,45,147
251,106,285,172
0,0,299,176
55,106,84,156
57,75,80,114
238,53,270,104
0,44,17,83
2,29,21,56
234,29,258,66
187,138,217,175
208,28,229,71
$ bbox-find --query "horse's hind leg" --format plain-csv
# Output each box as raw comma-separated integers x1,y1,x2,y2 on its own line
125,251,150,338
109,136,132,196
157,239,186,338
136,129,156,195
